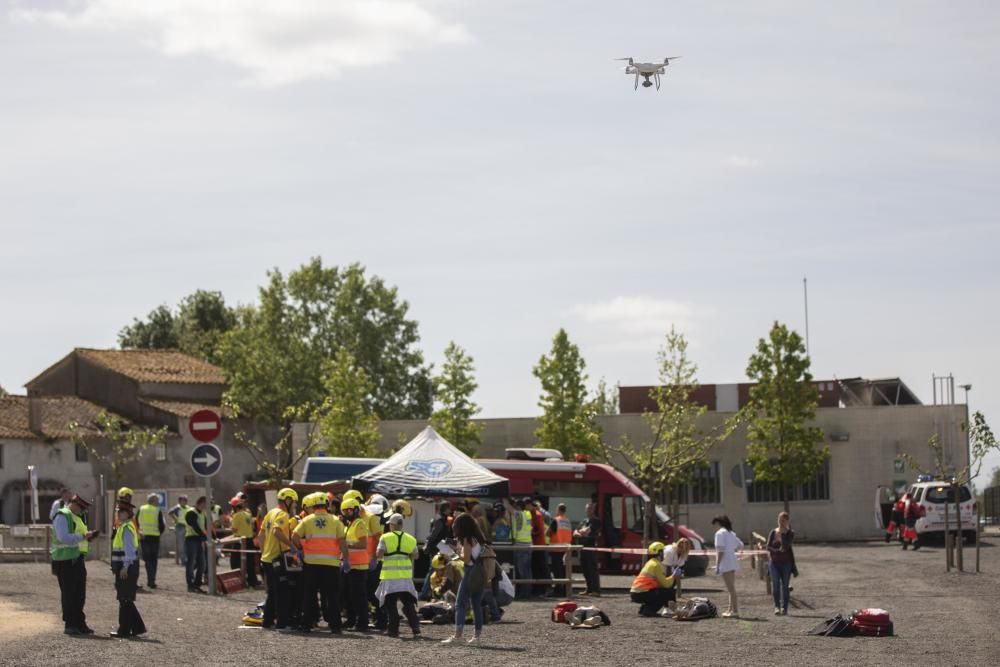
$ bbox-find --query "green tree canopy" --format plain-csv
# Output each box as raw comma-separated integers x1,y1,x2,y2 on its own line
118,290,236,364
430,342,483,456
533,328,601,457
591,378,619,415
68,411,168,486
218,258,432,426
744,321,829,513
314,349,381,458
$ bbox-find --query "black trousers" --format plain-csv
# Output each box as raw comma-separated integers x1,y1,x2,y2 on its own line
531,549,551,595
114,562,146,635
631,588,674,616
550,551,566,583
384,591,419,636
581,549,601,594
301,564,341,630
54,555,87,630
229,538,259,586
343,569,369,630
261,561,291,628
184,538,205,588
140,537,159,586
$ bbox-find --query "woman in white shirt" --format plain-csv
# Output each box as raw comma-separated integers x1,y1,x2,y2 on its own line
712,515,744,618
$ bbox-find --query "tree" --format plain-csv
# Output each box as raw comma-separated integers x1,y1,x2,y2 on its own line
431,342,483,456
0,384,8,397
117,290,236,364
602,328,729,536
218,258,432,426
314,349,381,458
68,411,168,486
591,378,619,415
533,328,601,457
744,321,829,514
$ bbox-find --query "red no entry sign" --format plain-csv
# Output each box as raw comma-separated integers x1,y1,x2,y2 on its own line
189,409,221,442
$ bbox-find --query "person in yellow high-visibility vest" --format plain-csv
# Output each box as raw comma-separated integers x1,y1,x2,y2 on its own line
629,542,677,617
229,496,259,587
259,487,298,629
366,494,388,630
137,494,165,589
111,503,146,638
292,493,348,633
375,513,420,639
340,498,370,631
51,494,98,635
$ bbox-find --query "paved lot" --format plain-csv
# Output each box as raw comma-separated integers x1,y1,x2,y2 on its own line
1,539,998,667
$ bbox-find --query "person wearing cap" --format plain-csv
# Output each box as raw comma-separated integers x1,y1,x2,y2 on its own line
51,494,98,635
375,513,421,639
184,496,209,593
229,496,259,587
111,502,146,637
168,495,190,565
137,494,165,589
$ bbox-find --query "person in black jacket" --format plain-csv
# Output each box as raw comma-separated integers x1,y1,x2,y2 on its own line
418,502,453,600
575,503,602,596
184,497,208,593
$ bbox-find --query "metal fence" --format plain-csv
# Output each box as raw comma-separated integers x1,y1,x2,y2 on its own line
983,486,1000,525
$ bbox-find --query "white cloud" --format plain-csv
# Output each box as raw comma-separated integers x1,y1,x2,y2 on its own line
569,296,704,340
11,0,471,86
723,155,761,168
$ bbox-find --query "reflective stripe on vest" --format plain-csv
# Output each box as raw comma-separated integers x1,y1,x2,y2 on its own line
379,531,416,581
346,519,369,568
300,512,343,566
554,516,573,544
138,504,160,536
184,508,206,538
513,510,533,544
50,508,88,561
112,522,138,563
630,559,667,593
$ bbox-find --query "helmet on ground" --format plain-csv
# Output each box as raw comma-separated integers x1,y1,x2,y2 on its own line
391,499,412,517
342,489,363,503
431,554,448,570
647,541,666,556
340,498,360,513
229,496,243,508
367,494,390,515
277,487,299,503
117,486,133,498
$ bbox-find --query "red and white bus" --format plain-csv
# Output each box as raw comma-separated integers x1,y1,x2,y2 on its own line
302,453,709,575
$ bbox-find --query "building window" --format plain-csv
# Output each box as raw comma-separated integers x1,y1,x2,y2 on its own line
747,460,831,503
674,461,721,505
75,443,88,462
154,442,167,462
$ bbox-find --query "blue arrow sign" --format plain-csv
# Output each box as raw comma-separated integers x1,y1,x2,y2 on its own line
190,443,223,477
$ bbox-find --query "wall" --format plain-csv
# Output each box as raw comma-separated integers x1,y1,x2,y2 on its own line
0,437,97,525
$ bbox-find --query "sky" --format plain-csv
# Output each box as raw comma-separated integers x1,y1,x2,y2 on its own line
1,1,998,477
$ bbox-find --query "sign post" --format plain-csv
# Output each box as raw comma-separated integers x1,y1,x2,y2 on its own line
189,411,223,595
27,466,39,524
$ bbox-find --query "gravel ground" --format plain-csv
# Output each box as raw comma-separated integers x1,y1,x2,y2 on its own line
2,538,998,667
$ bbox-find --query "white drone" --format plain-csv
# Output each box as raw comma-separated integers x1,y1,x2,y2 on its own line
617,56,681,90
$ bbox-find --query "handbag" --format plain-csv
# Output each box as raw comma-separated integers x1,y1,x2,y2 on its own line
465,560,486,593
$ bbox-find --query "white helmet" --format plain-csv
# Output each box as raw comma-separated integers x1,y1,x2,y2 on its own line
366,494,390,517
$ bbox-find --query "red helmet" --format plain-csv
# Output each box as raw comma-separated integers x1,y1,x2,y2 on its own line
229,496,243,508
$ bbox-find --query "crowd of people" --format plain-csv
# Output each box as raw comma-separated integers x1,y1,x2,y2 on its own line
47,483,800,641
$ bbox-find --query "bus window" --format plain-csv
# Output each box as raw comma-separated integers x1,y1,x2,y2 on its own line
628,497,644,533
609,495,624,531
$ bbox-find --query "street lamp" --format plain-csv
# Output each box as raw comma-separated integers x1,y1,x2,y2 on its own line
960,384,972,404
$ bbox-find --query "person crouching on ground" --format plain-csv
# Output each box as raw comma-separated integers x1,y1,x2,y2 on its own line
712,515,743,619
902,495,924,551
375,513,422,639
111,503,146,638
630,542,678,617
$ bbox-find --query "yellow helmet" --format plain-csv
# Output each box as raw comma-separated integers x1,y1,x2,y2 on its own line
302,493,326,509
340,498,360,513
391,499,412,517
117,486,134,499
647,541,666,556
277,487,299,503
431,554,449,570
342,489,363,503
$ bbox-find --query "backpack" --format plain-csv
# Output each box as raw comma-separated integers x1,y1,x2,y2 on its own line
850,608,893,637
673,597,718,621
807,614,855,637
551,601,578,623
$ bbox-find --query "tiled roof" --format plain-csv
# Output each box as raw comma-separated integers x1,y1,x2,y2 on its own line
140,399,229,418
77,348,225,385
0,395,121,440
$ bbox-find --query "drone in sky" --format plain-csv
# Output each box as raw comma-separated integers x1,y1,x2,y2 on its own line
617,56,681,90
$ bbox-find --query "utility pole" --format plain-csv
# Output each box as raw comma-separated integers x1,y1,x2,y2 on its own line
803,277,810,357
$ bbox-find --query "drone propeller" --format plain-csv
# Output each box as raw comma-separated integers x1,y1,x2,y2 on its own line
614,57,632,60
664,56,682,62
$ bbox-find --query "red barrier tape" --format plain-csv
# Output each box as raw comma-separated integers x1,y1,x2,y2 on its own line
580,547,769,558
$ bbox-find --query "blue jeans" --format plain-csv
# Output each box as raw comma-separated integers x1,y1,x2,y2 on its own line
455,570,484,636
514,548,532,598
769,561,792,611
185,538,205,588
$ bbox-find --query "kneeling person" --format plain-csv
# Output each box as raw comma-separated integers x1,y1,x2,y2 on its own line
375,513,421,639
630,542,678,617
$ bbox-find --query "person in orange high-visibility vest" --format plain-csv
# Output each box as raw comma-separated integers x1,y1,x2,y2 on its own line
340,498,370,631
630,542,677,617
547,503,573,594
292,493,348,633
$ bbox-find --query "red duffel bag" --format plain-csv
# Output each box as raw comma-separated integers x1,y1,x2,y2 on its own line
551,601,578,623
850,608,893,636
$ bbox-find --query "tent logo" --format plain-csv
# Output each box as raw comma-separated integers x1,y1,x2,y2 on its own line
405,459,452,478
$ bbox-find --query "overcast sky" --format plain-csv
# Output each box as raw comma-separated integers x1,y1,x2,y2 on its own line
1,1,998,476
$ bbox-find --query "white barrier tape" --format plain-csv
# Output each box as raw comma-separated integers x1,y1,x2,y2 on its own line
580,547,769,558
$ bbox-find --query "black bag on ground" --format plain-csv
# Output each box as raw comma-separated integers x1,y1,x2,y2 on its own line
807,614,855,637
